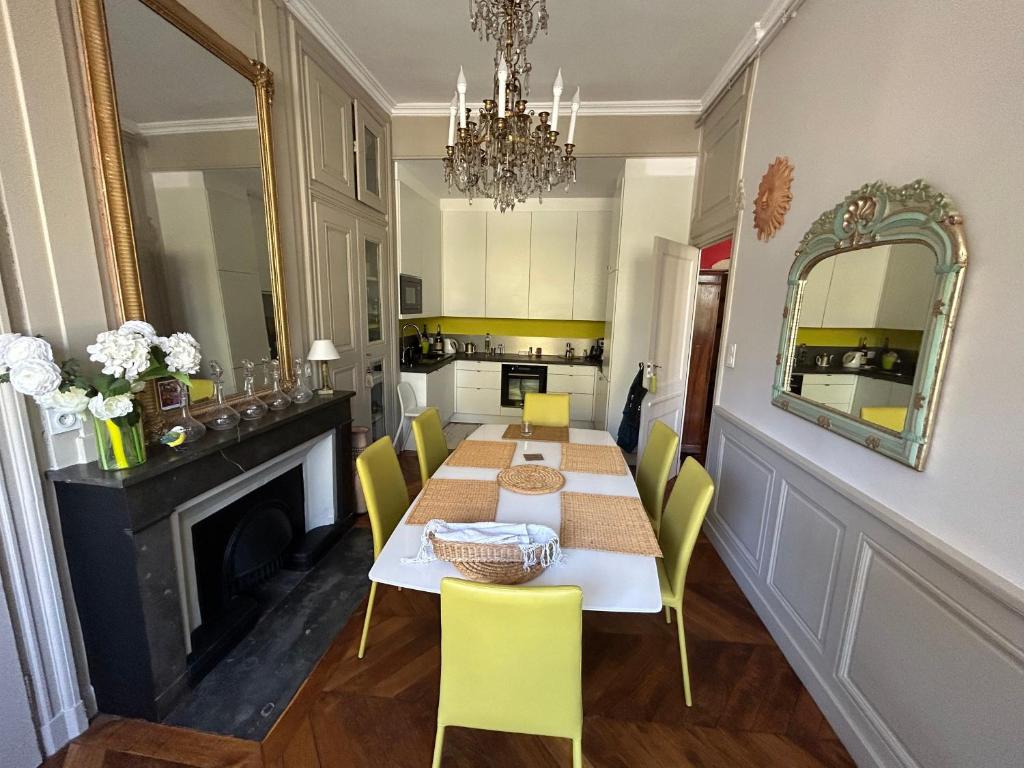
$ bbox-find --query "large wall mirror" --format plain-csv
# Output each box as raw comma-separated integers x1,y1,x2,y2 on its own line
77,0,291,420
772,180,967,469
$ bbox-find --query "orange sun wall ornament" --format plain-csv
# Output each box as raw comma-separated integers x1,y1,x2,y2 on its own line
753,156,794,241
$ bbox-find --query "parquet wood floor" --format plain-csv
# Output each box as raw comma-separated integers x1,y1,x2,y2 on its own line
42,453,853,768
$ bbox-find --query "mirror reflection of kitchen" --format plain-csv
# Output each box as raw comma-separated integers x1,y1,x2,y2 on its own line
105,0,277,396
786,241,935,432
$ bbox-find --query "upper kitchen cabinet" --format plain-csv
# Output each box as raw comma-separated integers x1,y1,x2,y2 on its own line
443,211,487,316
529,211,577,319
397,180,442,317
822,247,889,327
355,103,388,214
690,66,753,247
798,256,835,328
573,211,612,320
302,54,355,200
486,212,531,318
876,243,936,330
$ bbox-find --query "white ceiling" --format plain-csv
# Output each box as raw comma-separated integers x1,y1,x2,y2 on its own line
291,0,784,112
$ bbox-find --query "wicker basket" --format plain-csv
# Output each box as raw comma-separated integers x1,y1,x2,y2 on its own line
429,532,556,585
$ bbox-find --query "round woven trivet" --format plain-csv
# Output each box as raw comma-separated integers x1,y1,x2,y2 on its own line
497,464,566,495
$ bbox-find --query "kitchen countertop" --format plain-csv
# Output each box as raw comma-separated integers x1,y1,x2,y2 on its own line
400,351,602,374
792,363,913,384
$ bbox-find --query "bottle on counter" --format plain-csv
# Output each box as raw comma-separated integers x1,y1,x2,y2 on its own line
421,324,430,355
484,332,491,355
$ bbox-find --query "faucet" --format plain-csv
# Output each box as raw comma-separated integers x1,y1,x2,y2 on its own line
401,323,423,346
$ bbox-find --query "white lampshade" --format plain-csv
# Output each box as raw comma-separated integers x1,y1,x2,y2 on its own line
307,339,340,361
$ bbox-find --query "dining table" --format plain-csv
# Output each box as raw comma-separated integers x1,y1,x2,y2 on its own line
368,423,663,613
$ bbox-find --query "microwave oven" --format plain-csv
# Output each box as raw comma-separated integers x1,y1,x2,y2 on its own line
399,273,422,314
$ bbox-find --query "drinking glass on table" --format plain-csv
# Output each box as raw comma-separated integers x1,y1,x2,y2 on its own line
521,419,533,437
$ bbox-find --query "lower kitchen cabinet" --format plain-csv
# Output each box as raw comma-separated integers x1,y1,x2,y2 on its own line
455,386,500,416
569,393,594,422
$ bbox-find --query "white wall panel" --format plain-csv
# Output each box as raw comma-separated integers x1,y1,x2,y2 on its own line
713,435,774,572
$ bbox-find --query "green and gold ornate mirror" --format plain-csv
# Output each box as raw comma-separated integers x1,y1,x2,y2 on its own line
772,180,967,470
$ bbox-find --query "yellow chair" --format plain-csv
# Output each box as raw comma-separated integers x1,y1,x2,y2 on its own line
412,407,448,486
636,421,680,535
659,457,715,707
522,392,571,427
355,436,410,659
187,378,215,402
860,406,907,432
432,578,583,767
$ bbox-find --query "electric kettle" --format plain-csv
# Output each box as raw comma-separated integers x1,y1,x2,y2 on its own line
842,350,865,368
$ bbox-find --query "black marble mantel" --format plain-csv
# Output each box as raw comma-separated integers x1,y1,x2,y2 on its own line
47,393,355,721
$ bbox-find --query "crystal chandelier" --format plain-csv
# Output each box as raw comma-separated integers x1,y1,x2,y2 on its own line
443,0,580,212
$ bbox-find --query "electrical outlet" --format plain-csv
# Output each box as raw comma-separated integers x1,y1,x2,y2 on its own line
725,343,737,369
43,409,83,436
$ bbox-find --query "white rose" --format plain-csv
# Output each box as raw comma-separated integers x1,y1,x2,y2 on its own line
159,332,202,375
36,386,90,415
0,332,22,373
5,336,54,366
119,320,159,343
88,393,135,421
86,329,151,381
8,359,63,398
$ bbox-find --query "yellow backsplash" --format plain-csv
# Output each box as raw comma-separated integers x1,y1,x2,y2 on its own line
403,316,606,338
796,327,923,348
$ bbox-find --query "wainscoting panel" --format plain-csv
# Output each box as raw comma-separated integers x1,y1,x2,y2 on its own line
705,408,1024,768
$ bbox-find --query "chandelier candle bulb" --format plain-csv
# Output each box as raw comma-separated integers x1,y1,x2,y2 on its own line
457,66,467,128
550,68,563,131
448,94,457,145
568,87,580,143
497,59,508,117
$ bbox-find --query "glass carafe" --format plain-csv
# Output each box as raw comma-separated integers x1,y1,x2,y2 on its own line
206,360,240,431
167,380,206,443
237,359,268,421
290,358,314,404
265,359,292,411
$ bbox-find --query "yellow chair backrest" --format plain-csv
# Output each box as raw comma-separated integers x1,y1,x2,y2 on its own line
412,407,448,486
355,436,410,559
660,457,714,601
188,378,215,402
437,578,583,740
522,392,571,427
636,421,680,534
860,406,907,432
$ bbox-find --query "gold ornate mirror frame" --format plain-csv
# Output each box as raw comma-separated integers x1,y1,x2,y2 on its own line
75,0,292,434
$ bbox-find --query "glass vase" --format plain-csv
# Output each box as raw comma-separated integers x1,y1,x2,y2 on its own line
93,405,147,471
206,360,240,431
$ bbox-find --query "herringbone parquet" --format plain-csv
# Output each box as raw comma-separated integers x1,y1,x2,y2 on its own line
43,452,853,768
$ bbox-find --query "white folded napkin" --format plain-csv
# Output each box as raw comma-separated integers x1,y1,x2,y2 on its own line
403,520,564,570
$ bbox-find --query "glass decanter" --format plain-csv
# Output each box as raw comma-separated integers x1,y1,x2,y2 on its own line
265,359,292,411
237,359,268,421
167,379,206,443
206,360,240,431
290,358,314,404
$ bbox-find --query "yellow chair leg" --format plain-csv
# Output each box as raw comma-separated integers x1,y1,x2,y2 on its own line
431,725,445,768
572,736,582,768
358,581,378,659
676,609,692,707
664,605,671,624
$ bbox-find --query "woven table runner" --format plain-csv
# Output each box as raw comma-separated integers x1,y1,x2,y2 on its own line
406,479,499,525
559,492,662,556
502,424,570,443
497,465,566,495
446,440,516,469
560,443,628,475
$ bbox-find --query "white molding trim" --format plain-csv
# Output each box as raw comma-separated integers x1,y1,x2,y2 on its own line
284,0,396,112
134,115,258,136
391,99,703,117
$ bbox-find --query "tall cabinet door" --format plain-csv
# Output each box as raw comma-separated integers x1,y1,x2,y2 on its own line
303,55,355,199
573,211,612,320
486,212,531,318
358,220,389,359
529,211,577,319
442,211,486,317
355,104,387,214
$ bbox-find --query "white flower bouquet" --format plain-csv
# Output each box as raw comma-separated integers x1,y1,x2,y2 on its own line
0,321,202,470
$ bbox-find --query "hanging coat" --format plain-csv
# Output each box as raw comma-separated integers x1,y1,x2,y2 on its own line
616,365,648,452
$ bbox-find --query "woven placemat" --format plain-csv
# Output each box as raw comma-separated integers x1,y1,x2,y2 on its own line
560,492,662,556
406,479,499,525
502,424,570,443
497,465,566,495
560,443,628,475
446,440,516,469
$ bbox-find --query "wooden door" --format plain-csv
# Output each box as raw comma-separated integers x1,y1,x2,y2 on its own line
681,271,727,457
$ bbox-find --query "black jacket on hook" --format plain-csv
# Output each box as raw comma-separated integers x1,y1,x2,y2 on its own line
616,364,648,452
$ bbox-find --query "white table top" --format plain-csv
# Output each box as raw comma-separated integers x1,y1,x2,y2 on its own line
368,424,662,613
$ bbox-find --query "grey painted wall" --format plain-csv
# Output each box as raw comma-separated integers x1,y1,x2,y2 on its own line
0,578,41,768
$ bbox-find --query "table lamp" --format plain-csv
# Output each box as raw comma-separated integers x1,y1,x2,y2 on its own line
307,339,340,395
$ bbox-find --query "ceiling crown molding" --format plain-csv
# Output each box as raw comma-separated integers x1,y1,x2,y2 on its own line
391,99,702,117
284,0,396,112
134,116,259,136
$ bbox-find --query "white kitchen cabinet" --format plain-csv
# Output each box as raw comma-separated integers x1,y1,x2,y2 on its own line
888,382,913,407
799,258,835,328
822,248,890,328
876,244,936,330
802,373,857,413
455,386,500,416
486,212,531,318
547,372,595,395
569,393,594,422
430,364,455,425
851,376,893,420
443,211,487,317
573,211,612,320
529,211,577,319
397,180,442,318
455,368,501,389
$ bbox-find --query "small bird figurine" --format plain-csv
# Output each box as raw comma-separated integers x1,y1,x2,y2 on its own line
159,426,187,449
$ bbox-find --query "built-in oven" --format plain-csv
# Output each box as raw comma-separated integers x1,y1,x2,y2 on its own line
399,273,422,315
501,364,547,408
789,373,803,396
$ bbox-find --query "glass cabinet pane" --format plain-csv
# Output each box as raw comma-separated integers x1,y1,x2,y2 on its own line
364,238,382,343
364,125,379,196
